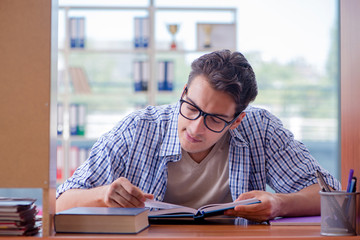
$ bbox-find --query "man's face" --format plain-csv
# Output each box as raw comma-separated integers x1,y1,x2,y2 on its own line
177,75,244,162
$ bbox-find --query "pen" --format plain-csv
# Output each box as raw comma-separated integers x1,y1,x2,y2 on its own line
350,177,357,192
316,170,331,192
346,169,354,192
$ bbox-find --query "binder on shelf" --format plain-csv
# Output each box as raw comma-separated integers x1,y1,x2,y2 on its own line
77,104,86,136
69,103,87,136
69,17,85,49
69,146,79,177
68,146,90,177
57,103,64,136
69,104,78,136
56,146,64,182
133,61,149,91
78,17,85,48
158,61,174,91
69,67,91,94
134,17,149,48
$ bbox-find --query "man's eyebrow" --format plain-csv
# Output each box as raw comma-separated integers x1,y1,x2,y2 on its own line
185,96,231,119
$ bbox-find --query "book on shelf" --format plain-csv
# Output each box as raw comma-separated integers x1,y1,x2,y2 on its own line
269,215,321,226
0,198,39,236
145,197,260,219
69,67,91,94
54,207,149,234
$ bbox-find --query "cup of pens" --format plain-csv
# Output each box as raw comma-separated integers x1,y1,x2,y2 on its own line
320,191,358,236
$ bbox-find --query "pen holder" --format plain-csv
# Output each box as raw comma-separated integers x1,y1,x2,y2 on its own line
319,191,359,236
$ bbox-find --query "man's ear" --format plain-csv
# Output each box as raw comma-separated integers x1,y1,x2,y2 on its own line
229,112,246,130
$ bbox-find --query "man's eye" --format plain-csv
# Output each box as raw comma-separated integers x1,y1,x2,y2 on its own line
208,116,223,124
187,105,198,112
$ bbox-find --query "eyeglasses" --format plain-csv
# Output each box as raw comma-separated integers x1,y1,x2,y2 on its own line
179,89,240,133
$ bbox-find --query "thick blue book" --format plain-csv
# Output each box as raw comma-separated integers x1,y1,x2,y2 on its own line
54,207,149,234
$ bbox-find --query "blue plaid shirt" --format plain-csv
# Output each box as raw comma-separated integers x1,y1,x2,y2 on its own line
56,103,341,200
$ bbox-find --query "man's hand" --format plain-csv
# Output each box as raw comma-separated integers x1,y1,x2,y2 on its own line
224,184,322,222
103,177,154,208
56,177,154,212
224,190,282,222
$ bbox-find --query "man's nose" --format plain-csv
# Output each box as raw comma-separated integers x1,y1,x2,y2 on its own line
189,115,207,134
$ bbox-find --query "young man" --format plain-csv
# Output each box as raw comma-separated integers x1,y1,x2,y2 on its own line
56,50,340,222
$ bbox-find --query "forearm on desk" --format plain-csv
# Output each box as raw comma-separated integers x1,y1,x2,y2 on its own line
56,187,107,212
276,183,322,217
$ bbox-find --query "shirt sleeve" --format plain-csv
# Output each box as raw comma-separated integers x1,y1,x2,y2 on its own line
56,115,134,199
262,110,341,193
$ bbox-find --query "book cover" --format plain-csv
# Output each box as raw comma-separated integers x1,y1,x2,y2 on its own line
54,207,149,234
145,197,260,219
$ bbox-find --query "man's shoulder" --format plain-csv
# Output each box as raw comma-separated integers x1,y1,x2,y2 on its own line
239,105,283,130
243,105,277,121
122,104,176,122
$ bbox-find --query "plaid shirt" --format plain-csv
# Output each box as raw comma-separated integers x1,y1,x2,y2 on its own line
56,102,341,200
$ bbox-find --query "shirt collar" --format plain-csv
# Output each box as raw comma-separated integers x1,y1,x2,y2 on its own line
159,102,182,157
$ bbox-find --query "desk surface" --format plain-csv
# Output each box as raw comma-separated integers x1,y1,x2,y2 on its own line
8,224,360,240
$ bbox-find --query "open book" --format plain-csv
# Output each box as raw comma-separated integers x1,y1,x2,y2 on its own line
145,197,260,219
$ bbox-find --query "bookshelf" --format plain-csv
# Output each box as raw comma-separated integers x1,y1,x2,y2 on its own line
56,2,237,184
0,0,58,236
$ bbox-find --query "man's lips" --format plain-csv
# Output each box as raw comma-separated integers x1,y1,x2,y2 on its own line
185,131,201,143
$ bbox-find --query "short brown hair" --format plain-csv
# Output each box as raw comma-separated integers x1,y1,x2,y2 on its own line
187,49,258,115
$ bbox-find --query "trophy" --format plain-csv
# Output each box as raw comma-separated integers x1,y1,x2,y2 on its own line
202,24,213,48
167,24,179,50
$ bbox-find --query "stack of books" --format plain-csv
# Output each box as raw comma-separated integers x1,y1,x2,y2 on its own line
0,198,40,236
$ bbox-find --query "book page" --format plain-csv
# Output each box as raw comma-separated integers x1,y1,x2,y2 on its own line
198,197,260,213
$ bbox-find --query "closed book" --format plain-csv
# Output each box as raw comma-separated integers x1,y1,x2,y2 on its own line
54,207,149,234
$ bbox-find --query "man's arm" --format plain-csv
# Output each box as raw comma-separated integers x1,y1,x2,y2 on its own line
56,177,154,212
224,183,322,222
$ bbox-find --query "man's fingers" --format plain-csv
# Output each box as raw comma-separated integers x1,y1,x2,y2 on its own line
104,177,150,208
120,179,146,202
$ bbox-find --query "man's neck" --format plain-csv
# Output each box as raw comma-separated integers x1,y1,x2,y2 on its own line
188,148,212,164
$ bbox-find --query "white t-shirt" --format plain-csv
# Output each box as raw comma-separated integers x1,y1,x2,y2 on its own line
163,133,232,209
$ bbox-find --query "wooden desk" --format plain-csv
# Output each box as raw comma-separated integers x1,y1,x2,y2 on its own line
8,223,360,239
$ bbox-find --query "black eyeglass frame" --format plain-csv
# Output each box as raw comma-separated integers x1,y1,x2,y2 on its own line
179,88,241,133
